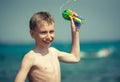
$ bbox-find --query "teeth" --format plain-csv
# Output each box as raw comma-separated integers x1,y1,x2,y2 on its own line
43,39,52,44
43,39,46,41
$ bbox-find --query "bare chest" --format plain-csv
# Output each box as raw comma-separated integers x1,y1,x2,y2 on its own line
28,49,61,82
31,53,60,74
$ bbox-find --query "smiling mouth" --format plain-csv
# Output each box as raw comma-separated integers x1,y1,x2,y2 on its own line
43,39,53,44
44,40,52,44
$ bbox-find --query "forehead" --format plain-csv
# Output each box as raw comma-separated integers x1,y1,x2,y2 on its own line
37,21,54,30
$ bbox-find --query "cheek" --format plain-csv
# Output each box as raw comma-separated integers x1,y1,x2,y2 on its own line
33,33,43,40
38,35,45,39
52,34,55,38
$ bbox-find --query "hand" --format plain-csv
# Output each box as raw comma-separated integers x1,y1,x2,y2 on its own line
70,16,81,32
70,12,81,30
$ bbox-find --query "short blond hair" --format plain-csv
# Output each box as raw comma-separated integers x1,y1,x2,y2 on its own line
29,11,54,30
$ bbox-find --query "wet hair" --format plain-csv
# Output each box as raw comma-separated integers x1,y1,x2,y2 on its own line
29,11,54,30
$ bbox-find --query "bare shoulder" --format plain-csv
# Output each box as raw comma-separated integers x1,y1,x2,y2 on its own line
49,47,68,57
21,50,35,65
24,50,35,59
49,47,60,53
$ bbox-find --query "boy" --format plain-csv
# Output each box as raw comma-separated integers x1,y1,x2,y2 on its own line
15,11,80,82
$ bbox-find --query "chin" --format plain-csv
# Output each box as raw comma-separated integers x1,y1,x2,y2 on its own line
43,43,52,48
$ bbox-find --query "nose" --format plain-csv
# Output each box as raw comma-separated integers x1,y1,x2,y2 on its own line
46,33,52,41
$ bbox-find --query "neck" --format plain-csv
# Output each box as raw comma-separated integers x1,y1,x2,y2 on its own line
33,44,49,55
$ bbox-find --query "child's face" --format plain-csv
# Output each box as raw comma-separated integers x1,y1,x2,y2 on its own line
31,21,55,48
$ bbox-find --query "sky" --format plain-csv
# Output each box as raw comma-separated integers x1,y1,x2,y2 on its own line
0,0,120,44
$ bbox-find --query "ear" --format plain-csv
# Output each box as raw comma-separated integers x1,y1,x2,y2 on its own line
30,30,34,39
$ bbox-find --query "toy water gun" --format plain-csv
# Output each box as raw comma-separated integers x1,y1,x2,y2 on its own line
62,9,84,26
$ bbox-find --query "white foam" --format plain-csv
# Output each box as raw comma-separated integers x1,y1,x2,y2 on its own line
96,47,114,58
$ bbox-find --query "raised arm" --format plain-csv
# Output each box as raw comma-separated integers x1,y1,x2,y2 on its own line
70,16,80,62
58,15,80,63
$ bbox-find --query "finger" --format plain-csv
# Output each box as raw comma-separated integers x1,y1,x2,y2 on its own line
70,16,75,27
73,12,78,16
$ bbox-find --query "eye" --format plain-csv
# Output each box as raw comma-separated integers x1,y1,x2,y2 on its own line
49,30,54,34
39,31,47,34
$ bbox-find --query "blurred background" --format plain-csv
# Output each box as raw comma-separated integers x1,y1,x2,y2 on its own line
0,0,120,82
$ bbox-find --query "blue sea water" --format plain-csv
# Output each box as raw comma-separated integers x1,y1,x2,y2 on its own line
0,41,120,82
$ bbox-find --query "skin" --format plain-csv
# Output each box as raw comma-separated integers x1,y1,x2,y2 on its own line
14,16,80,82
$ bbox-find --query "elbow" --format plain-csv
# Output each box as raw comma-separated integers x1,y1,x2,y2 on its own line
75,55,80,63
72,54,80,63
73,58,80,63
76,58,80,63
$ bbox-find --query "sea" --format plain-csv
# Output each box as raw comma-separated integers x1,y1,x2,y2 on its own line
0,41,120,82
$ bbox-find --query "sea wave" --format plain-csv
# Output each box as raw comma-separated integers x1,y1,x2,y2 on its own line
80,47,115,58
